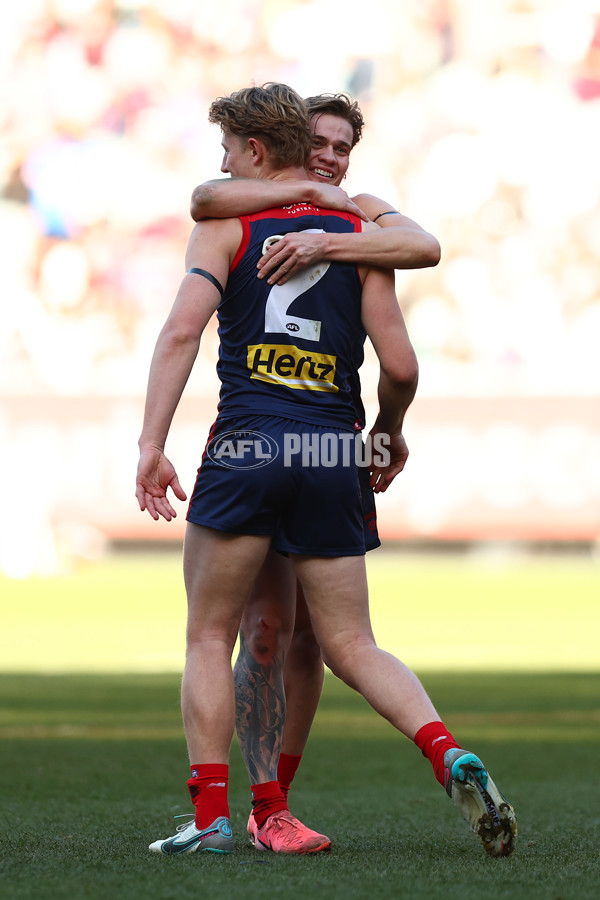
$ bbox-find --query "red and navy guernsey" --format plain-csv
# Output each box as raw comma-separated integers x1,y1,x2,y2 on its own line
215,203,366,431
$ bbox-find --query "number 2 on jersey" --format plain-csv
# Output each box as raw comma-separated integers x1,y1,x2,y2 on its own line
263,230,330,343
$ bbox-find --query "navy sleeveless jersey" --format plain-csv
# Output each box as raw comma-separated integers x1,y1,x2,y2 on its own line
215,203,366,430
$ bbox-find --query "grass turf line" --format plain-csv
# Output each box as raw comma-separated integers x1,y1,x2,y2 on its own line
1,671,599,900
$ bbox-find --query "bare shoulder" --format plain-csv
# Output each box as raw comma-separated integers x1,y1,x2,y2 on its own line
189,216,242,238
187,216,242,249
185,217,243,270
351,192,398,222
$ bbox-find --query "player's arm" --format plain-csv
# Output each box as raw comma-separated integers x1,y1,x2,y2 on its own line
360,267,419,494
258,195,440,285
190,177,366,221
352,192,441,267
136,219,236,521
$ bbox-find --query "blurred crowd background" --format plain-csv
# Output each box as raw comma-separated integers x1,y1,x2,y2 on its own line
1,0,600,576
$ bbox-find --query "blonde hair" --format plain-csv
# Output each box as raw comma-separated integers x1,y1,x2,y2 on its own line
209,83,311,168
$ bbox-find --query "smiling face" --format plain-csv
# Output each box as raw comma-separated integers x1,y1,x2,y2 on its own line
220,113,354,183
306,113,354,187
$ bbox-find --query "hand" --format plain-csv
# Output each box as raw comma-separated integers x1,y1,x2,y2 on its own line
256,185,369,285
257,232,329,285
136,447,187,521
368,430,409,493
308,183,369,221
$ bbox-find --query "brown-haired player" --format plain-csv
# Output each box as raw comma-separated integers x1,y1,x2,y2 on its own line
137,83,516,859
189,91,443,850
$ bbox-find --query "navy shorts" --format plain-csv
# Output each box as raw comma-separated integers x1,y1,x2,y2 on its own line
187,415,380,557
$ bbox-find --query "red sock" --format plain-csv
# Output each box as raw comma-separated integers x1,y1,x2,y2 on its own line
414,722,461,787
250,781,288,828
187,764,229,829
277,753,302,800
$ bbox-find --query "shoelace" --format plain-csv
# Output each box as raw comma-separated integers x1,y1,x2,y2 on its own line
267,811,292,830
268,812,303,840
173,813,196,833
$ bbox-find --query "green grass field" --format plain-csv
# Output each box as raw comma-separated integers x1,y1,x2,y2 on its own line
0,550,599,898
1,671,599,900
1,548,598,672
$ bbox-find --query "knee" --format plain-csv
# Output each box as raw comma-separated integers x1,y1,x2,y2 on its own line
186,615,239,652
243,613,290,664
321,635,375,689
287,623,322,673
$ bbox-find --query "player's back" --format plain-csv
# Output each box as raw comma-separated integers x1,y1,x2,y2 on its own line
216,203,365,430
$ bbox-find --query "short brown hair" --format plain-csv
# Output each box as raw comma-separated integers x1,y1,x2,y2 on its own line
305,93,364,148
208,83,312,169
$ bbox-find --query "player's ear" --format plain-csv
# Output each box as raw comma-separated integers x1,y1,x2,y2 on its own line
248,138,264,165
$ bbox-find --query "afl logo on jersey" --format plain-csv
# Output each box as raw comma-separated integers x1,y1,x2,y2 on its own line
208,430,279,469
286,323,300,332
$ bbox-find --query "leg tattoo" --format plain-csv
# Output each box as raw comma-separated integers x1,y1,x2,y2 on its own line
234,631,286,784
